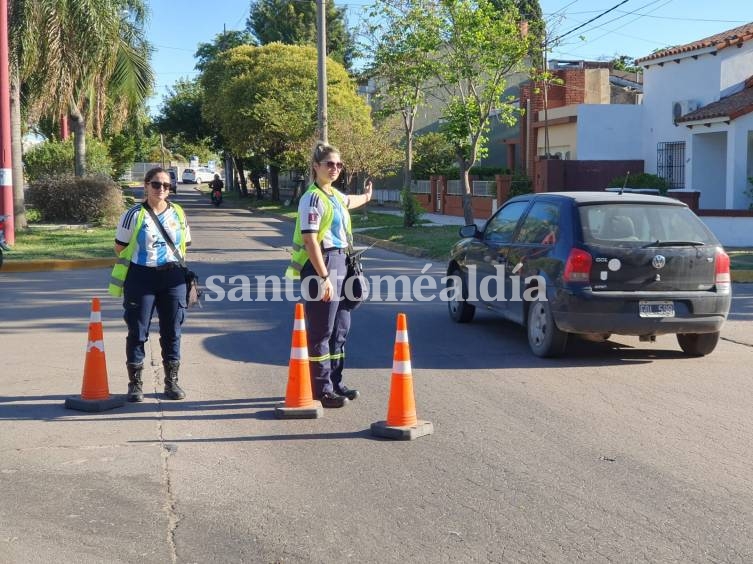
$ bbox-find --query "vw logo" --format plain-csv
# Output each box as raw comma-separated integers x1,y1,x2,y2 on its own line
652,255,666,269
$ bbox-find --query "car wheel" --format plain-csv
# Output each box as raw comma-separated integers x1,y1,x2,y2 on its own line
527,299,568,357
447,269,475,323
676,331,720,356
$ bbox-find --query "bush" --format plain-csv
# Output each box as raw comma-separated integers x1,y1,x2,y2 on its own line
401,187,424,227
27,174,125,226
608,172,668,194
24,139,114,182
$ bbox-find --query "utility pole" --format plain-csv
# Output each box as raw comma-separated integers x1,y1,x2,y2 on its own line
316,0,328,142
0,0,14,245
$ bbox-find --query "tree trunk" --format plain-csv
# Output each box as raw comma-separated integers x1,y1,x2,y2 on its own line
10,69,26,229
461,167,474,226
250,173,263,200
232,156,247,196
269,165,280,201
70,108,86,177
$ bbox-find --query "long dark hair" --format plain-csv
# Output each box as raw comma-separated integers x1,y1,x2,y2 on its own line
144,167,167,183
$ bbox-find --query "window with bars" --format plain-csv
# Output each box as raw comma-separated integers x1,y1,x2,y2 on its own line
657,141,686,189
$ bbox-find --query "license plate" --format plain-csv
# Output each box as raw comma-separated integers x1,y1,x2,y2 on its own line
639,300,675,318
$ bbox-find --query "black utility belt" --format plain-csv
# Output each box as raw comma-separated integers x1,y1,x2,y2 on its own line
321,247,347,254
132,262,181,271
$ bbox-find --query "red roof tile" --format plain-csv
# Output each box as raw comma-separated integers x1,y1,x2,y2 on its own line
636,22,753,64
676,83,753,123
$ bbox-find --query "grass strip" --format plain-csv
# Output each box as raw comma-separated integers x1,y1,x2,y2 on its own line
8,227,115,261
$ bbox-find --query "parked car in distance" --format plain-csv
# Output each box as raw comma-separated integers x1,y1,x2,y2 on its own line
168,169,178,194
446,191,731,358
182,167,216,184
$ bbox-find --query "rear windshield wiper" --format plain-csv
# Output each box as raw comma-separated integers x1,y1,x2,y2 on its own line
642,240,706,248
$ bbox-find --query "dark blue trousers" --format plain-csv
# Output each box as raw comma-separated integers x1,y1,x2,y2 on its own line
301,249,351,397
123,263,186,365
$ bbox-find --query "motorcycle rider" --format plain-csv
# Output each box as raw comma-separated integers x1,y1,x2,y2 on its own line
209,174,224,205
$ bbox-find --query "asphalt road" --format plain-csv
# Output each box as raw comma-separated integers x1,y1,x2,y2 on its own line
1,188,752,563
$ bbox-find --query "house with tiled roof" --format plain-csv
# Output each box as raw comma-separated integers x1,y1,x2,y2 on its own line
636,22,753,244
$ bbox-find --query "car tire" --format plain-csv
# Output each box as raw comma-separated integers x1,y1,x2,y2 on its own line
527,299,568,357
676,331,720,356
447,269,475,323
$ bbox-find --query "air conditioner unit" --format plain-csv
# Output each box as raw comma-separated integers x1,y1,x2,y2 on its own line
672,99,702,121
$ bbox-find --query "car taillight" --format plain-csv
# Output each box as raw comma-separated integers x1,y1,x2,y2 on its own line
563,248,592,283
715,248,731,294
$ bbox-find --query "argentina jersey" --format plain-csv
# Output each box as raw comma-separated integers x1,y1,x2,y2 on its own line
327,192,350,249
115,204,190,267
299,187,350,249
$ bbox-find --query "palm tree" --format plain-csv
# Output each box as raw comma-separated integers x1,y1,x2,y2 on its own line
9,0,154,224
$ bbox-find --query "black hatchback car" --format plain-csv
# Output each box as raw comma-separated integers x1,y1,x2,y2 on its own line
446,192,731,357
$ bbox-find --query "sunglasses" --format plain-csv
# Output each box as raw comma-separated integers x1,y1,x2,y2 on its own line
148,181,171,190
320,160,343,170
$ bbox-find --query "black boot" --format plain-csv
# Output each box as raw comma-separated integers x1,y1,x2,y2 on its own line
163,361,185,400
126,363,144,402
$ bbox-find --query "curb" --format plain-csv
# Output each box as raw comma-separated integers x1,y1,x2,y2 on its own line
1,257,115,273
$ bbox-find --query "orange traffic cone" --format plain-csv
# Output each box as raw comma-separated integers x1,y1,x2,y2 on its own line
371,313,433,440
275,303,323,419
65,298,124,412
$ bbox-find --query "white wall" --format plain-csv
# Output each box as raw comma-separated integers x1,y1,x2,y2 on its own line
702,216,753,247
720,42,753,96
577,104,643,160
731,114,753,208
691,132,727,209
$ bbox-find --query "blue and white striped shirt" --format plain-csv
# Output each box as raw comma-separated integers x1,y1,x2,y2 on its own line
115,204,191,267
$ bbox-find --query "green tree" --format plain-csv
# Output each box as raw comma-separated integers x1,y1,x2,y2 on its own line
434,0,529,224
246,0,356,69
155,79,212,145
610,54,642,74
413,132,456,178
195,30,257,72
21,0,154,177
201,43,373,201
496,0,545,66
365,0,441,198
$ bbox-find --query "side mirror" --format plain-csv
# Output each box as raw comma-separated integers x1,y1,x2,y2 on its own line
459,224,479,239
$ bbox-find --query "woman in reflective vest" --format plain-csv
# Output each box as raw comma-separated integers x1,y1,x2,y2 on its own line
286,141,372,408
111,167,191,403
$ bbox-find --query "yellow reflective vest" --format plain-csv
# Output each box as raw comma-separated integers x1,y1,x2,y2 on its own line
285,184,351,280
107,203,187,297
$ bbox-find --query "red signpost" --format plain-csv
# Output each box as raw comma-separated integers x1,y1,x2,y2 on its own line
0,0,14,245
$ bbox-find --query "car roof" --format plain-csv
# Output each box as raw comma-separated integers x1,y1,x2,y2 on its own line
510,191,687,207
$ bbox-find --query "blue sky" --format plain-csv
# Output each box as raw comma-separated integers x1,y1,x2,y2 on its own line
145,0,752,115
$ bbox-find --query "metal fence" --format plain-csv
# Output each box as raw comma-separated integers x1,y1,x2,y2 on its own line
446,179,463,195
472,180,496,197
374,189,402,204
410,180,431,194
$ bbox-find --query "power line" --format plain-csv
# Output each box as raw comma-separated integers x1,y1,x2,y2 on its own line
551,0,632,45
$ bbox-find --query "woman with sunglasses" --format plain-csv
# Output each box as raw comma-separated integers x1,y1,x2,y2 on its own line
110,167,192,403
286,141,373,408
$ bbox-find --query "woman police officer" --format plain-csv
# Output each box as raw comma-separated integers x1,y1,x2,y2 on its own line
285,142,372,408
109,167,192,402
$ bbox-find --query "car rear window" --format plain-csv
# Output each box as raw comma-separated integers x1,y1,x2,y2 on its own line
578,203,717,246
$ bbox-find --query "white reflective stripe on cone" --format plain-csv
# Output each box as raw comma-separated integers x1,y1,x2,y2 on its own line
392,360,412,374
395,330,408,343
294,318,306,330
87,340,105,352
90,312,102,323
290,347,309,360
